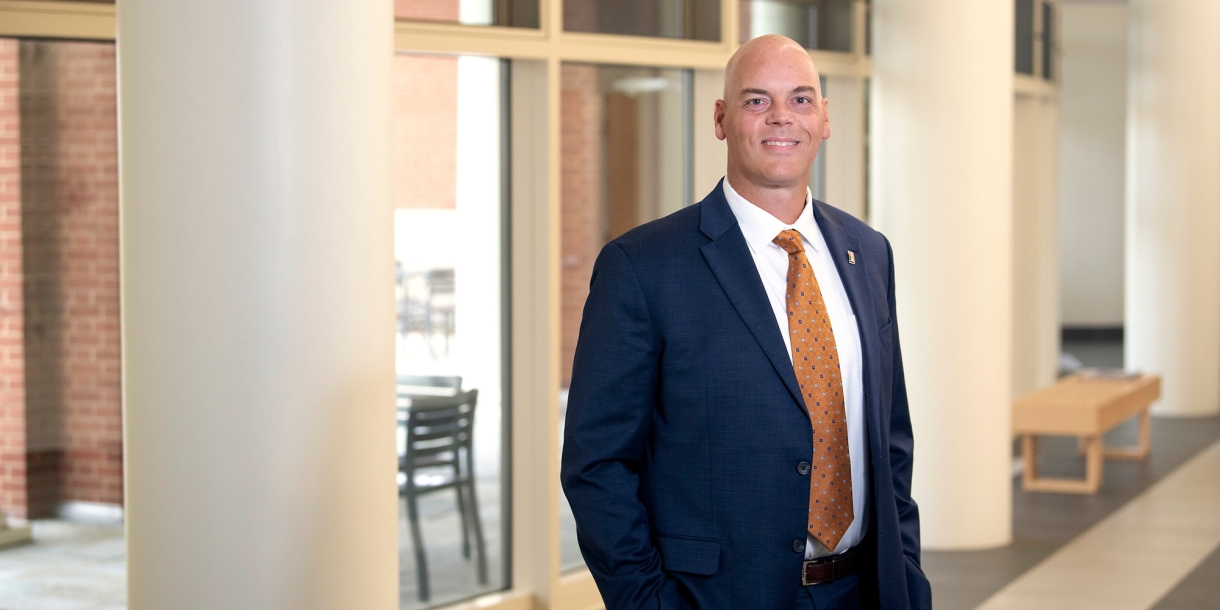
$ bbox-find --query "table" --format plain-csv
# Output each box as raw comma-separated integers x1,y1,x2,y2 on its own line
1013,373,1161,494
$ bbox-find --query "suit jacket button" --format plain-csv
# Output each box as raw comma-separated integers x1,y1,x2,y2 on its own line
792,539,806,553
797,461,811,475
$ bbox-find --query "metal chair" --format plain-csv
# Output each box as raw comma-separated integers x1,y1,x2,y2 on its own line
398,388,487,602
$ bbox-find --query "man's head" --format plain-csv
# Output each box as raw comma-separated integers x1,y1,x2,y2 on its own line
715,35,830,196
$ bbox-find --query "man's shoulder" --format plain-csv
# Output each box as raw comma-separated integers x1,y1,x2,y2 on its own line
608,201,706,261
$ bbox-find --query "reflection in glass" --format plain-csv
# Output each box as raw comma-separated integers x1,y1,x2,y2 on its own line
395,0,539,28
1041,1,1055,81
394,53,508,608
558,63,692,573
1015,0,1035,75
741,0,853,52
564,0,720,41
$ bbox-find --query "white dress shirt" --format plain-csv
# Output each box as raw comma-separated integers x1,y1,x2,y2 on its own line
722,179,870,560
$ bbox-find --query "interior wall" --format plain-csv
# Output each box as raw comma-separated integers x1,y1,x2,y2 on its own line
1013,94,1060,398
1058,0,1128,327
692,68,726,201
823,76,866,221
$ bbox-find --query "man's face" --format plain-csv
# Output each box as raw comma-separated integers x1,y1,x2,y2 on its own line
715,44,830,191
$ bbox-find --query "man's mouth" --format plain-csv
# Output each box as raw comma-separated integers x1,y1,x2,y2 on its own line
763,140,798,147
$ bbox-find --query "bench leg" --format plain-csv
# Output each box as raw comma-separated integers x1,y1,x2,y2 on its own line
1084,435,1103,493
1104,408,1152,461
1022,434,1039,488
1021,433,1104,494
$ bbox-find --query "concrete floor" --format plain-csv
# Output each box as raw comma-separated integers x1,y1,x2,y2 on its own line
0,520,125,610
0,476,506,610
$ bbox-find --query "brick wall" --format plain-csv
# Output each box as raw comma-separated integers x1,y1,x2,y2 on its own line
19,40,121,516
560,64,602,388
0,39,26,521
394,54,458,210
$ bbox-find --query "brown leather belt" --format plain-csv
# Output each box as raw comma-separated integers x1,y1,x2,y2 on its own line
801,546,860,586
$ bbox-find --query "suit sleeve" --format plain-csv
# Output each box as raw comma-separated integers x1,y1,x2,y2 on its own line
560,242,675,610
884,237,933,610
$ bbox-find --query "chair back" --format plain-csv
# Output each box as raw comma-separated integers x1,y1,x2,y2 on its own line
402,389,478,485
398,374,462,392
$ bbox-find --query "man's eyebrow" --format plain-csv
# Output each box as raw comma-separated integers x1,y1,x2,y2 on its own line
737,85,819,97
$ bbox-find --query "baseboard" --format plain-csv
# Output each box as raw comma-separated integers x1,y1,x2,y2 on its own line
57,501,124,524
0,525,32,549
1062,326,1123,342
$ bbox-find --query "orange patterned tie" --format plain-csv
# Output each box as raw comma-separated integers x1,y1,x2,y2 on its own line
773,229,853,552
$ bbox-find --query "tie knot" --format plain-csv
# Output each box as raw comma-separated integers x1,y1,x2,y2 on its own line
773,229,805,255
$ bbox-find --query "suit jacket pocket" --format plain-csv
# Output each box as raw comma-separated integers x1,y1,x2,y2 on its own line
878,319,894,348
656,535,721,576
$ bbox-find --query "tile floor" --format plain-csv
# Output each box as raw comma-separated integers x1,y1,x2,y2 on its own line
923,339,1220,609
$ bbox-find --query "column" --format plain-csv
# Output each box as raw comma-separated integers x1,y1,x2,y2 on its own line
119,1,398,608
1125,0,1220,417
870,1,1014,549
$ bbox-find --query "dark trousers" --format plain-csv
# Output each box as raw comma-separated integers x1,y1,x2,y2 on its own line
793,573,862,610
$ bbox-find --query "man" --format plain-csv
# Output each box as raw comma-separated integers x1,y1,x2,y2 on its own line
560,35,931,610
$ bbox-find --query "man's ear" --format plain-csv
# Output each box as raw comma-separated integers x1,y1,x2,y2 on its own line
714,99,727,141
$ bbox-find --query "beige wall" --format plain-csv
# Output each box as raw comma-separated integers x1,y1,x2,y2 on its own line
1058,0,1127,327
1013,94,1060,399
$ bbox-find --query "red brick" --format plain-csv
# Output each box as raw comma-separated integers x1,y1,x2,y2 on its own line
17,40,122,514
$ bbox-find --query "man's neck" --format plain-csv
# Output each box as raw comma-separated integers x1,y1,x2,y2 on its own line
726,172,808,225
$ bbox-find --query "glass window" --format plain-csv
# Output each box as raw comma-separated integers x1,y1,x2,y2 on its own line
396,0,539,28
394,53,509,608
1041,1,1055,81
558,62,692,573
1015,0,1035,75
741,0,853,52
563,0,720,41
811,75,828,201
0,36,126,607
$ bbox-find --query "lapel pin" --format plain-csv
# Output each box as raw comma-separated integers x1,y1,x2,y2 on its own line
847,251,856,265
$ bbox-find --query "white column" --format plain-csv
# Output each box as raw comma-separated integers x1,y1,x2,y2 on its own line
1125,0,1220,417
870,1,1014,549
119,1,398,608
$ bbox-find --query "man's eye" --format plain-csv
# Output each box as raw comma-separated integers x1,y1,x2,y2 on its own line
746,98,765,106
794,96,811,104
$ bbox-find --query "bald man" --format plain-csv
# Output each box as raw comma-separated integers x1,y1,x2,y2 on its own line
561,35,931,610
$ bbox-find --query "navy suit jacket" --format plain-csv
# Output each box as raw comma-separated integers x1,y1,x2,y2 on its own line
560,183,932,610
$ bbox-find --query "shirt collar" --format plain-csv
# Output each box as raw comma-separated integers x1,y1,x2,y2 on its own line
722,177,820,255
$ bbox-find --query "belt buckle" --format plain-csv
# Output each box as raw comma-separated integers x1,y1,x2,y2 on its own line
800,557,832,586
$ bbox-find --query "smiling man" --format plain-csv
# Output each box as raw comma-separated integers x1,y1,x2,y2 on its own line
561,35,931,610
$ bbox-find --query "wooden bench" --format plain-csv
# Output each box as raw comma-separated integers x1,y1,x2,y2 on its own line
1013,373,1160,494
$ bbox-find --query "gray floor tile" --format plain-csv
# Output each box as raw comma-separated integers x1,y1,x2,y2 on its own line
924,340,1220,610
1151,540,1220,610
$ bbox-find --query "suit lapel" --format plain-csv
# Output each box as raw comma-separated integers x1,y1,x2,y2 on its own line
699,185,805,411
812,202,883,462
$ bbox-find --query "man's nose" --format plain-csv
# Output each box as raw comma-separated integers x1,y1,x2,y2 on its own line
767,105,792,125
